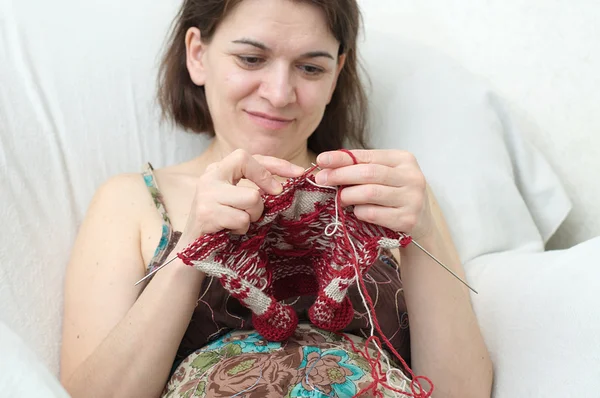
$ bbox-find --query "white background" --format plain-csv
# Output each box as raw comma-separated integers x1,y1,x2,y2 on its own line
359,0,600,248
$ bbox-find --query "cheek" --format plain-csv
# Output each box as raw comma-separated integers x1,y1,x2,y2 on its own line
297,83,331,121
206,67,256,113
222,70,257,104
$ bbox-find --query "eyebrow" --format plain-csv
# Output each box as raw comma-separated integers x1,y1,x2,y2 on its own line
232,38,335,60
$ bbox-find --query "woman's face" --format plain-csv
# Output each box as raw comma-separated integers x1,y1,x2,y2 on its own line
185,0,345,160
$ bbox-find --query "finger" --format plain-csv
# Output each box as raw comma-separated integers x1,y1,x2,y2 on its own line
221,185,265,222
316,149,418,169
217,185,263,210
216,185,265,222
253,155,306,178
217,149,283,195
315,164,403,187
353,204,418,233
216,205,252,235
217,150,307,195
245,202,264,223
339,184,405,207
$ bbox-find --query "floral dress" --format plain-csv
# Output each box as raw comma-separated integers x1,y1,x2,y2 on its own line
162,325,412,398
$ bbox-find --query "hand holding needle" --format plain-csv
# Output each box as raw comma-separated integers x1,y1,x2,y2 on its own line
135,165,478,294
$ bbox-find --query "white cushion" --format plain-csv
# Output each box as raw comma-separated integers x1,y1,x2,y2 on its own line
0,321,69,398
360,29,572,262
466,237,600,397
0,0,203,374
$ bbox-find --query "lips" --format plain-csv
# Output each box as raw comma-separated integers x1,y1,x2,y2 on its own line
245,110,294,130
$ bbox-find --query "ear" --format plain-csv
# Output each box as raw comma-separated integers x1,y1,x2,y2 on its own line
185,27,208,86
326,54,347,104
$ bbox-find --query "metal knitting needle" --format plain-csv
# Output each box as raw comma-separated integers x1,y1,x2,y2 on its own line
312,162,478,294
136,166,319,287
134,256,179,286
134,240,479,293
136,166,478,294
411,239,479,294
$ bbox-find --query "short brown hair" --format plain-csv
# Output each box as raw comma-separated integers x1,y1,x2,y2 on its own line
157,0,369,154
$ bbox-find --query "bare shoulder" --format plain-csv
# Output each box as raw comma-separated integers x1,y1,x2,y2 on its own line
68,172,158,276
136,159,208,231
89,172,155,216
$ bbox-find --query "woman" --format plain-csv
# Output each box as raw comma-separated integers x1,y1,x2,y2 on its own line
60,0,493,397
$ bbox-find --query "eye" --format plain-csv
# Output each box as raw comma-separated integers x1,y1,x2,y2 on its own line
237,55,264,68
298,64,325,76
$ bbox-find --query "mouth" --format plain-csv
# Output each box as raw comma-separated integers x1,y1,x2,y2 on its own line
245,110,294,130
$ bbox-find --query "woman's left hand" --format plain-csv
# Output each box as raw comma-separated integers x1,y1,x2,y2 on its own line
315,149,434,239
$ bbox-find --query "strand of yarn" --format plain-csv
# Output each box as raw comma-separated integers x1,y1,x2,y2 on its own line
310,156,409,396
309,159,407,396
336,149,433,398
176,148,433,396
230,364,265,397
340,334,412,397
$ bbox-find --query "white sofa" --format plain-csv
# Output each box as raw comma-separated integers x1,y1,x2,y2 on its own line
1,1,599,397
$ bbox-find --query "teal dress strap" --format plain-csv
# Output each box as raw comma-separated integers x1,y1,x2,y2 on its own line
142,163,182,275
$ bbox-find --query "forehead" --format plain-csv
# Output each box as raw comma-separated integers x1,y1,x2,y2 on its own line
215,0,339,51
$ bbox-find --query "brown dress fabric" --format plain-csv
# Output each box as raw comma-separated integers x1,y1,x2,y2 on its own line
173,250,410,369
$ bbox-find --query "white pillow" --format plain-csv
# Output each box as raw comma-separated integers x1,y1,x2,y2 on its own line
360,30,572,262
466,237,600,397
0,321,70,397
0,0,203,373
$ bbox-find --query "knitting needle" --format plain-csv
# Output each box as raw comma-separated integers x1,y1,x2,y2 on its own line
410,239,478,294
135,166,478,294
134,241,479,293
312,163,477,294
312,163,478,293
136,165,318,287
134,256,178,286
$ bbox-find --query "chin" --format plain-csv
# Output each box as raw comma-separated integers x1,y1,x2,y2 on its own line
237,133,305,159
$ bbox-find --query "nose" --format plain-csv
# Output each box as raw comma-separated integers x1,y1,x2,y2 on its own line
258,63,297,108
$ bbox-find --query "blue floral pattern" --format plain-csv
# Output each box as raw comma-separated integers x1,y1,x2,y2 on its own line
162,324,413,398
202,331,283,353
290,347,365,397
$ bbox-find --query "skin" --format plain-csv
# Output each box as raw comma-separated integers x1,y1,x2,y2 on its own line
60,0,493,397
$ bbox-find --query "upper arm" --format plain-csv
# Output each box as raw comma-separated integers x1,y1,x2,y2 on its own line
59,173,151,382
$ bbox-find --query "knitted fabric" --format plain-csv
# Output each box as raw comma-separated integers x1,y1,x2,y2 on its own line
178,167,413,342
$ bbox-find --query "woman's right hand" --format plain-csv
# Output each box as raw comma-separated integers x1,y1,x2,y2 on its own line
177,149,305,250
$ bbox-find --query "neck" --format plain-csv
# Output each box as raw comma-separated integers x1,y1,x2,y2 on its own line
204,137,317,171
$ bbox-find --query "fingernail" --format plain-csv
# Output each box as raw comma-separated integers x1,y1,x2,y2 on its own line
291,164,305,174
271,180,283,194
315,170,328,185
318,153,331,166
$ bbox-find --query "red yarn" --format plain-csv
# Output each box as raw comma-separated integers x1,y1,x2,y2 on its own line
177,149,433,396
339,148,359,164
178,167,402,339
334,150,433,397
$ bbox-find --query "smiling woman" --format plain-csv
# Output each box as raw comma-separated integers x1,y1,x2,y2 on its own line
59,0,492,397
157,0,369,158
